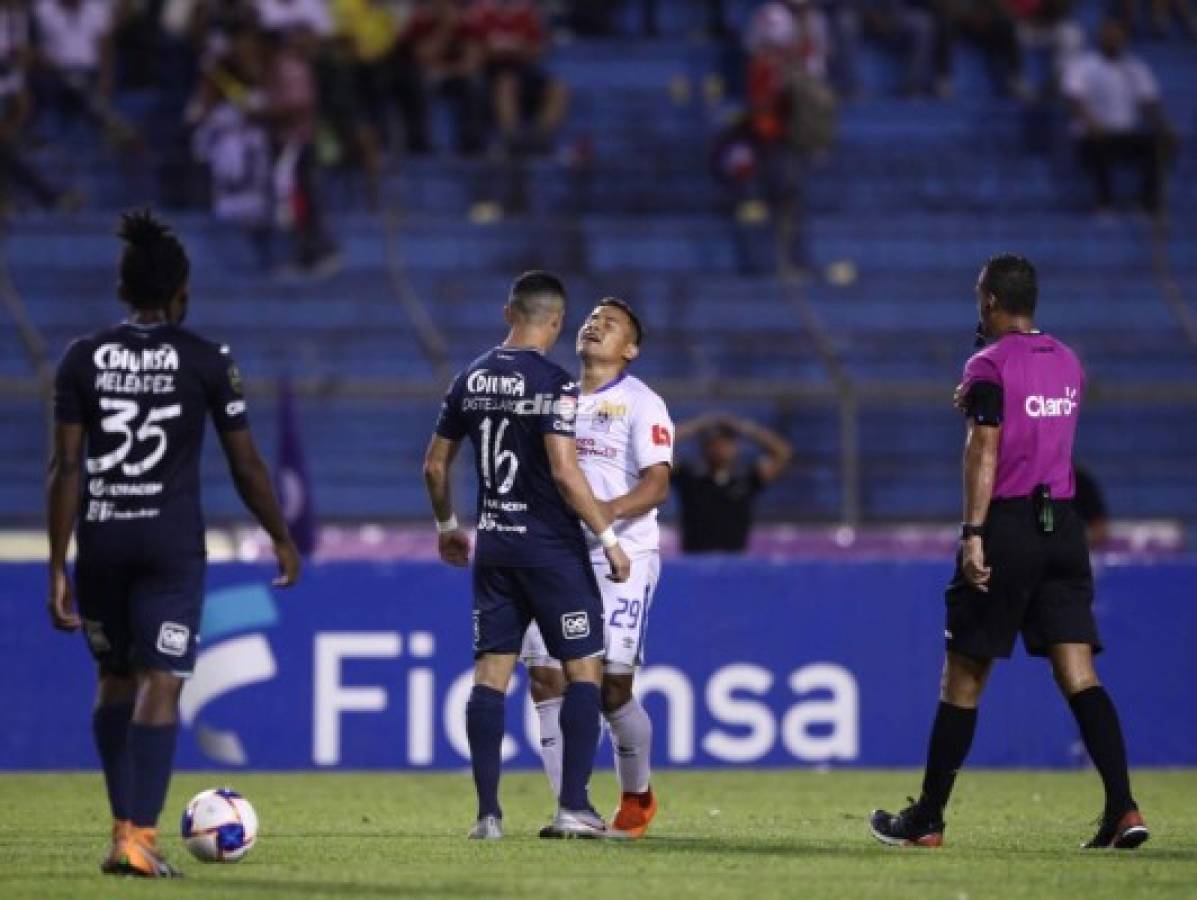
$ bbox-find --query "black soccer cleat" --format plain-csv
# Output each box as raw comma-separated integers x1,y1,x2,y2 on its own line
1083,806,1149,849
869,799,945,848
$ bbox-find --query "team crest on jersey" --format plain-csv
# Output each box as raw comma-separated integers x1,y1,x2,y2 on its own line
556,395,578,422
561,611,591,640
157,622,191,658
228,364,243,395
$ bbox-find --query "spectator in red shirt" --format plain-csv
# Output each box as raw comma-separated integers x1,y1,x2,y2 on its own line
471,0,567,154
395,0,486,155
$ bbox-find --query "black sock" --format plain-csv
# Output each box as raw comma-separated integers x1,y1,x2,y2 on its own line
918,701,978,819
1069,685,1134,818
558,681,601,812
127,723,178,828
92,702,135,821
466,685,506,820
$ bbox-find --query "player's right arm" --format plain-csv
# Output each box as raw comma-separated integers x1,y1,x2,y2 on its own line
423,434,470,567
545,434,630,582
46,421,84,632
425,372,470,567
46,341,87,632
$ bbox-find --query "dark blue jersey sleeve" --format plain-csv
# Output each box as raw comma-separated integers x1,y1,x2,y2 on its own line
539,370,579,437
435,372,467,441
204,343,249,432
53,339,88,425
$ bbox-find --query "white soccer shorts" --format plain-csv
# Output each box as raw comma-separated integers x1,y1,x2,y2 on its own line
520,552,660,672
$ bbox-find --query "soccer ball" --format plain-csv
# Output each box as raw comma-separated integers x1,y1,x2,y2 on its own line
180,788,258,862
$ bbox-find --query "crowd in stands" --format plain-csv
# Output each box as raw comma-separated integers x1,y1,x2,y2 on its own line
719,0,1182,262
0,1,1187,276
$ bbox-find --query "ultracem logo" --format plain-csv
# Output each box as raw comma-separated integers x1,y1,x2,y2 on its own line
179,584,281,765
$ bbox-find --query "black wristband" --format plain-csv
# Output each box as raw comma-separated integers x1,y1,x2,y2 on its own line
961,524,985,540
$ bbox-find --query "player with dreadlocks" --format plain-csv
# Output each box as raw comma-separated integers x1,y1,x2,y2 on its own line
46,209,301,877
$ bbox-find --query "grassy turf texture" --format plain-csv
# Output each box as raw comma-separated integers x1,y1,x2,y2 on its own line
1,770,1193,899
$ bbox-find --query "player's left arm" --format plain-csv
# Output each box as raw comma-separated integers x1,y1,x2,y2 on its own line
606,463,670,521
606,395,674,520
46,421,84,632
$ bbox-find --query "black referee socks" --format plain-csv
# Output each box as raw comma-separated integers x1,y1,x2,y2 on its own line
919,701,979,819
1069,685,1135,818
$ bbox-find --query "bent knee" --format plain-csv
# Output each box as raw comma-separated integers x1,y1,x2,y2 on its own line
528,666,566,703
601,684,633,714
1055,669,1101,697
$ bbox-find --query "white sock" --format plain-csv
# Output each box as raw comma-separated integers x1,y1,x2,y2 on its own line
605,698,652,794
534,697,564,798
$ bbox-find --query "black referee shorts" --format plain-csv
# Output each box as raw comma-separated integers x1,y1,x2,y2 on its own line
945,498,1100,660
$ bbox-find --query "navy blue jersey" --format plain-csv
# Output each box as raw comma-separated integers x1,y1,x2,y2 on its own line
53,322,249,554
436,347,587,566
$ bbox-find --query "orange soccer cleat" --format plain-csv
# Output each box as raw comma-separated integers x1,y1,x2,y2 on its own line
113,826,184,878
609,788,658,840
99,820,132,874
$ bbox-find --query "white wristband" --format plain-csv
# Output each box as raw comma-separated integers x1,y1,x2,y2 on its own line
436,515,459,534
599,526,618,549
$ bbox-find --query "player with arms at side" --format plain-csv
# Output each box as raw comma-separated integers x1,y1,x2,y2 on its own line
521,298,673,840
46,211,300,877
869,254,1147,850
423,272,631,840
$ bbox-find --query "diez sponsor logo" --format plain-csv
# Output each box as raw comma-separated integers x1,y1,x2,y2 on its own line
467,370,526,397
561,612,591,640
1024,387,1078,419
93,343,179,373
652,424,672,447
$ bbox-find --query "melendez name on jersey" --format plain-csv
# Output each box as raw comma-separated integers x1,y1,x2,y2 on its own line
575,373,674,559
435,347,588,567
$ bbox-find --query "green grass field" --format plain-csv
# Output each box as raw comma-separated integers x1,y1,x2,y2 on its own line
1,770,1194,899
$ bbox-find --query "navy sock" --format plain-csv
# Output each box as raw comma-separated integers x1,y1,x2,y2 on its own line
466,685,506,820
127,723,179,829
92,702,134,821
558,681,602,812
918,701,978,819
1069,685,1135,817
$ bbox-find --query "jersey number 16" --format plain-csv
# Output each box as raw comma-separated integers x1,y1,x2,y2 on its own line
479,416,519,496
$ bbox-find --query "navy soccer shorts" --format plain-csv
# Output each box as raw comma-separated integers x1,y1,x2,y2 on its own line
472,558,605,662
74,549,206,677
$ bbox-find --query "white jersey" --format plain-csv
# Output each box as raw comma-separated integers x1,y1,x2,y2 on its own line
576,373,674,560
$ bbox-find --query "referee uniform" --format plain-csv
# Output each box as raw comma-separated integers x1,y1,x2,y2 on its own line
948,331,1098,659
869,254,1146,851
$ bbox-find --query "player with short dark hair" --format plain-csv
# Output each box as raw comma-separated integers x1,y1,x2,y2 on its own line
869,253,1148,850
424,271,631,840
520,295,674,840
47,209,301,878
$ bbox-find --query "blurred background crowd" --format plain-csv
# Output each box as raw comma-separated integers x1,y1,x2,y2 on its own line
0,0,1194,550
0,1,1188,270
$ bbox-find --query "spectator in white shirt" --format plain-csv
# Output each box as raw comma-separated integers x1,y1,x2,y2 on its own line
254,0,333,39
0,0,74,212
32,0,143,147
1062,19,1173,215
34,0,115,95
